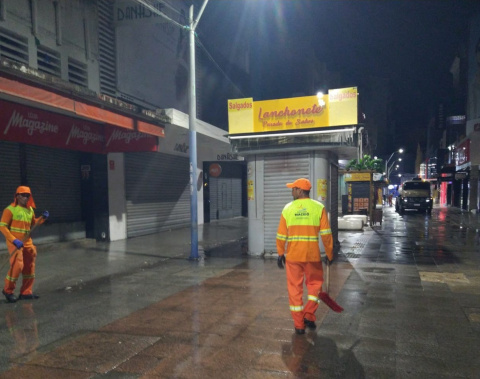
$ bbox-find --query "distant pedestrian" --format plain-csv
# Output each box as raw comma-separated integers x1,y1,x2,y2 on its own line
276,178,334,334
0,186,48,303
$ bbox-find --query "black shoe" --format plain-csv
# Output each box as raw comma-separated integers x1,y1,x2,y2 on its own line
2,290,17,303
295,328,305,335
18,294,39,300
304,318,317,330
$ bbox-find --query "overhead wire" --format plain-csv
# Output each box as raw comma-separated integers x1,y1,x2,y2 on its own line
132,0,186,30
195,36,246,98
130,0,246,98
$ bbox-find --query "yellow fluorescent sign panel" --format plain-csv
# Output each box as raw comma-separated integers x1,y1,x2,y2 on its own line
227,98,254,134
227,88,357,135
253,95,328,133
345,172,371,182
328,87,358,126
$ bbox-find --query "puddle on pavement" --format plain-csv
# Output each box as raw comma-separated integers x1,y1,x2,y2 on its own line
419,271,469,284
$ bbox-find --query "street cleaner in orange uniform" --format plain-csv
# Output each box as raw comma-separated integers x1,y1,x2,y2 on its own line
276,178,333,334
0,186,49,303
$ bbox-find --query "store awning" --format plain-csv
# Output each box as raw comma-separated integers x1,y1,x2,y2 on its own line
228,126,359,159
0,76,165,153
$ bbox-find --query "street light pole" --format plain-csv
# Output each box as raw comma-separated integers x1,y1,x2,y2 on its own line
387,158,402,179
188,1,209,260
384,148,404,175
131,0,209,260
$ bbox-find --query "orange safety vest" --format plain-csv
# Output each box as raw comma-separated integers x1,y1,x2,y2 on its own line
0,205,36,248
276,198,333,262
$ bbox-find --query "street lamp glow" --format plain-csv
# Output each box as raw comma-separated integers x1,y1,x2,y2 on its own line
385,148,404,176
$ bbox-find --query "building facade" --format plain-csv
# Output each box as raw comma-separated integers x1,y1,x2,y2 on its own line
0,0,243,249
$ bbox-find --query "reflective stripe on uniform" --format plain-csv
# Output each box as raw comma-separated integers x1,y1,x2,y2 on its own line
10,226,30,234
290,305,304,312
276,233,287,241
308,294,319,302
287,235,319,242
5,275,18,282
319,228,332,235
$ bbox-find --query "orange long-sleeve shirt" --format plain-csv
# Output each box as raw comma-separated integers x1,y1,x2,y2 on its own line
0,205,42,249
276,198,333,262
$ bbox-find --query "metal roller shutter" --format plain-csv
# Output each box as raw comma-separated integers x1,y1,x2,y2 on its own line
25,145,82,222
231,177,242,217
209,177,242,220
210,178,219,220
0,141,21,207
125,152,190,237
264,153,310,253
330,164,339,245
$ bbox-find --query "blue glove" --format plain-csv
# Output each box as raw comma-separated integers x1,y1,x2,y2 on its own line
13,239,23,249
42,210,49,219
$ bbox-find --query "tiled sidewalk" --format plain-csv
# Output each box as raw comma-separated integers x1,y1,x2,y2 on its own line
0,260,351,378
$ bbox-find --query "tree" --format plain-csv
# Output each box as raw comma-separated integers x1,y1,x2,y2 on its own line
345,155,383,172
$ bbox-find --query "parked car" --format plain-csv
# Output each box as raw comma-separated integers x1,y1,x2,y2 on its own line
395,178,433,214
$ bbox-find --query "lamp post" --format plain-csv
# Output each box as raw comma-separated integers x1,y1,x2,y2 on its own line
132,0,209,260
384,148,404,175
387,158,402,179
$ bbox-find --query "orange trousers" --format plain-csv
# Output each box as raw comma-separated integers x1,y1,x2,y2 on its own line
4,246,37,296
285,260,324,329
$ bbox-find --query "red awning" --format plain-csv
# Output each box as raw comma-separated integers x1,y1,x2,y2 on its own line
0,76,165,138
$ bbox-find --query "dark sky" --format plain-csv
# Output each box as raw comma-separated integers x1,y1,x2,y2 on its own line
198,0,479,159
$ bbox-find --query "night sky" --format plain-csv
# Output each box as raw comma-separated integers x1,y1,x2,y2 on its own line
198,0,479,165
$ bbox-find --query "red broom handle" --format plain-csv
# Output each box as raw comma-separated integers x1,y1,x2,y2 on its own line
326,260,330,294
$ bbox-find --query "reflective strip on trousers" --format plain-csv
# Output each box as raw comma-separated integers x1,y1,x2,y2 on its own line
290,305,304,312
308,294,319,303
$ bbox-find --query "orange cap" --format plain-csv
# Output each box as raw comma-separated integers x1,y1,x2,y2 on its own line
13,186,36,209
286,178,312,191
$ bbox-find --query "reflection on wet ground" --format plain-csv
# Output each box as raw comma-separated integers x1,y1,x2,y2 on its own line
0,208,479,377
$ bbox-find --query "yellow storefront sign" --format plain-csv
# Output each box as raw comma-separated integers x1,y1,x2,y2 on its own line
227,98,254,135
253,95,328,133
328,87,358,127
228,88,357,135
344,172,371,182
317,179,328,202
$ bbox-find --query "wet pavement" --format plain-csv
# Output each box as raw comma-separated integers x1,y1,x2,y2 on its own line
0,206,479,378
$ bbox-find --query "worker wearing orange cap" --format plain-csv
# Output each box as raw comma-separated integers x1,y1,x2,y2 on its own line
0,186,49,303
276,178,334,334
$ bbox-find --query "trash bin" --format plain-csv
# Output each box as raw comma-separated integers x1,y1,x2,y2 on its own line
371,208,383,226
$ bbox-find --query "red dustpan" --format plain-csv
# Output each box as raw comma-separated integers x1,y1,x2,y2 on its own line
318,261,344,313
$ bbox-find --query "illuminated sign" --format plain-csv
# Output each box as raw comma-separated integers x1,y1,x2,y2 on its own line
228,88,357,135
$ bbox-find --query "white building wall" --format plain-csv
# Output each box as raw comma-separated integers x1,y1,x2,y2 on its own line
107,152,127,241
160,109,234,226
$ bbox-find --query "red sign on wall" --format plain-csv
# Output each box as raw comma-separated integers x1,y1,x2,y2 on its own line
209,163,222,177
0,100,158,153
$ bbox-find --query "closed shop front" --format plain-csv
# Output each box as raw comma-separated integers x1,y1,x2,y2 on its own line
243,151,340,257
125,152,190,237
0,141,82,223
204,161,246,222
263,153,310,253
0,141,21,207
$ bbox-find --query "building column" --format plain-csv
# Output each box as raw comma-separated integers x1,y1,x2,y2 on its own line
107,152,127,241
247,157,265,256
469,168,479,212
